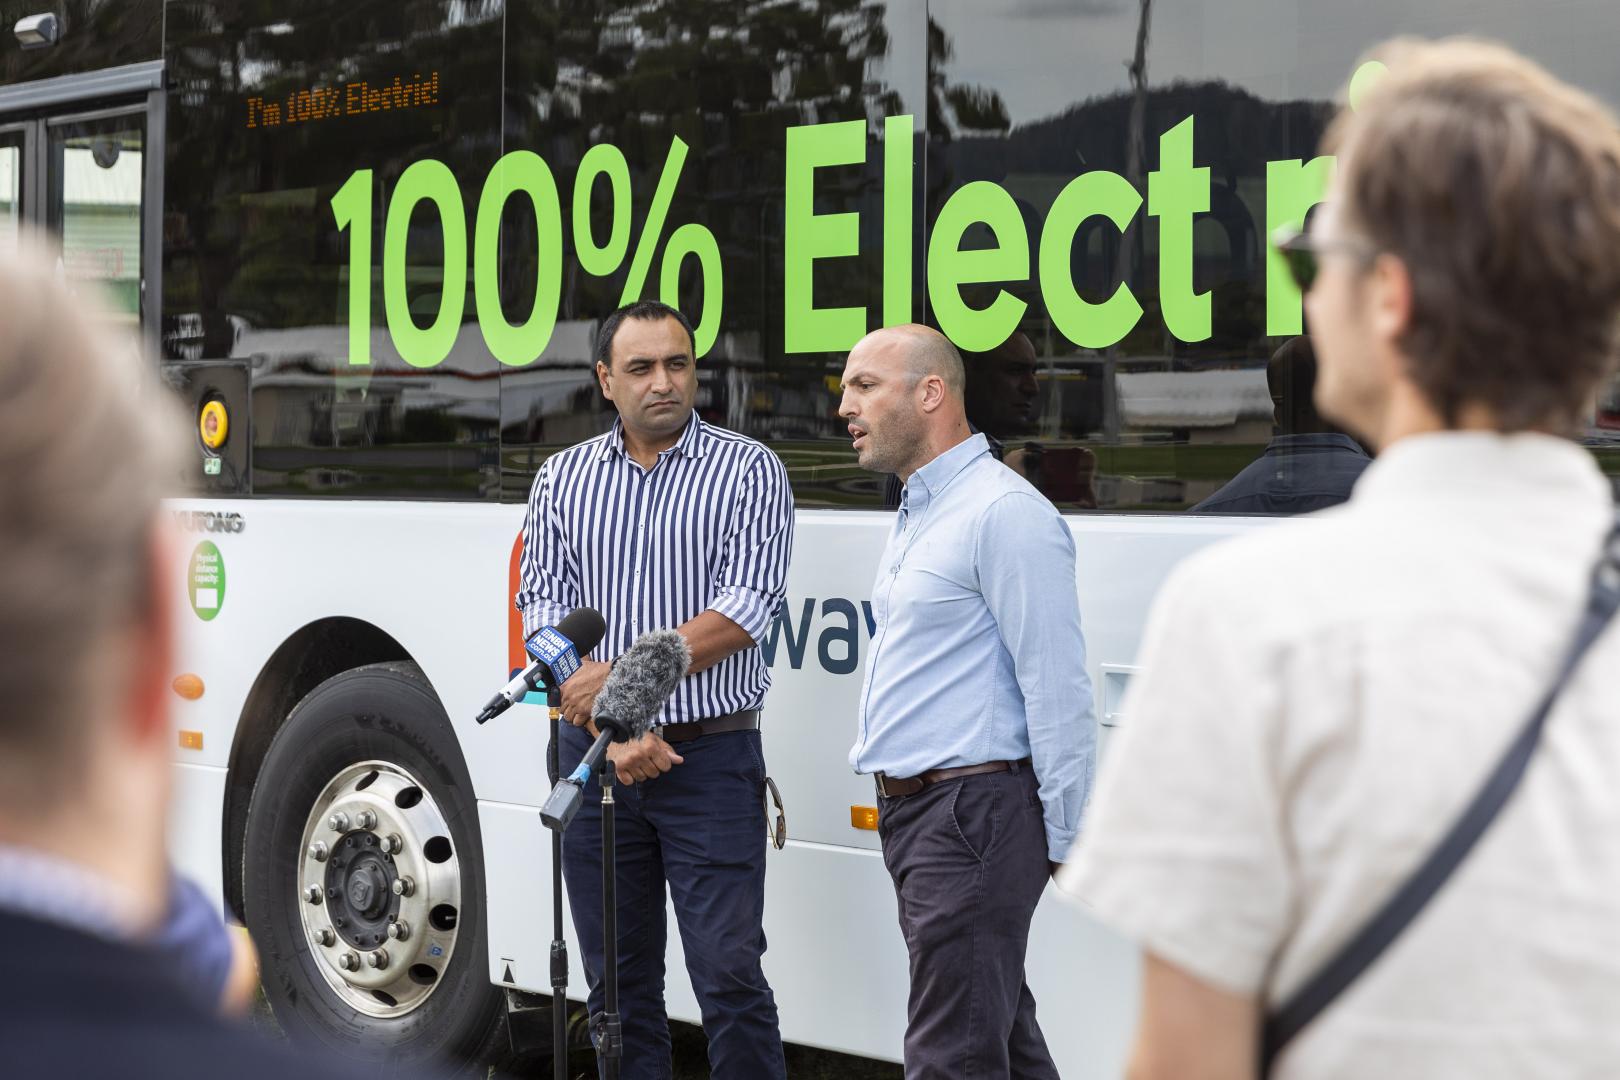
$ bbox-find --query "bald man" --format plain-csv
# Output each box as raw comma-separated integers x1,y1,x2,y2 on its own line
840,325,1095,1078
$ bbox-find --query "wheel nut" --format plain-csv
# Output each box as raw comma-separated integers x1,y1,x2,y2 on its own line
367,949,389,970
316,927,336,947
328,811,351,832
357,809,378,830
387,920,410,942
338,951,360,971
391,875,415,897
384,833,403,854
304,884,323,905
307,841,329,862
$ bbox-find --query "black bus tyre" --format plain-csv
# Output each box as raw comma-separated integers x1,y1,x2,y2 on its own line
243,661,505,1074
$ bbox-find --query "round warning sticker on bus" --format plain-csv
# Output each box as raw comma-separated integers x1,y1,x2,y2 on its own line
189,541,227,621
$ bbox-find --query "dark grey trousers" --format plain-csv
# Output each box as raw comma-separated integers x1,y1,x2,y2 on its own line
877,763,1061,1080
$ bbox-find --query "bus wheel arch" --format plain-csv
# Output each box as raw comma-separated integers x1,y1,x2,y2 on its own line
223,617,411,925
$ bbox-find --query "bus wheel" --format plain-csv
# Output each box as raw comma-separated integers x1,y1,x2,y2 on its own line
243,662,504,1074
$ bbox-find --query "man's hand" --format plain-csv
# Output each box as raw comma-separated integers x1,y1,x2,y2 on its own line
559,659,611,727
605,733,685,785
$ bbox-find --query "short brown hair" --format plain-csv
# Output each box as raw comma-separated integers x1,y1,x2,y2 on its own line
0,249,184,811
1325,38,1620,432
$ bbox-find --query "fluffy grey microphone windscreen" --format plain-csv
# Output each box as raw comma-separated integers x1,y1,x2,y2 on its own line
591,629,692,740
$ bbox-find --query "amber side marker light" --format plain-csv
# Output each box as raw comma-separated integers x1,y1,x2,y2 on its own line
178,730,204,751
199,400,229,450
850,806,879,831
172,674,205,700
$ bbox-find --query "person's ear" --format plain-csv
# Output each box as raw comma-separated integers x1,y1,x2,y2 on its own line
596,360,613,401
918,374,946,414
128,524,176,747
1369,253,1414,349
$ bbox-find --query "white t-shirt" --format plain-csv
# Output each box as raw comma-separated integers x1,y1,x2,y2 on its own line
1063,432,1620,1079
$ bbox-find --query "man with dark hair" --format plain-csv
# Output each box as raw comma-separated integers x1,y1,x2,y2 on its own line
1191,336,1370,514
1065,39,1620,1079
516,300,794,1079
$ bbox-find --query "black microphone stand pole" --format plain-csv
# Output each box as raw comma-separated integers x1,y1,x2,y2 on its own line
595,748,623,1080
546,687,569,1080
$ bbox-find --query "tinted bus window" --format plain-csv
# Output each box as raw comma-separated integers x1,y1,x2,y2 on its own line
921,0,1620,511
164,0,504,499
498,0,929,505
161,0,1620,507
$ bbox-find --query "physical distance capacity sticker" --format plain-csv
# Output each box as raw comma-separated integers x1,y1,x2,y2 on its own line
189,540,227,621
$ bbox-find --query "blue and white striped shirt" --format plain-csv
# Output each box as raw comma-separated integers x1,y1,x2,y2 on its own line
516,412,795,726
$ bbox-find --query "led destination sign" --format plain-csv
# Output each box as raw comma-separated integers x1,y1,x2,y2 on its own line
245,71,441,130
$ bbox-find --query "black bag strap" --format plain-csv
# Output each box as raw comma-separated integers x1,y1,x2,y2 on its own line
1261,513,1620,1073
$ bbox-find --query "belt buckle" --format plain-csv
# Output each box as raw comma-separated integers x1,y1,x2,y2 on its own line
875,773,912,799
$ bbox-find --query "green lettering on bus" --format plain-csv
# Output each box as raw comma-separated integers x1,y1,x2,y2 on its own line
330,169,373,366
572,144,632,277
927,181,1029,352
1148,116,1211,343
383,158,467,369
783,119,867,352
883,114,915,328
475,150,562,367
1265,155,1335,336
334,110,1354,371
1039,170,1144,348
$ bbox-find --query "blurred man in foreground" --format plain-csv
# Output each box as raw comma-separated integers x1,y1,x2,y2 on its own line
1065,39,1620,1080
0,252,366,1079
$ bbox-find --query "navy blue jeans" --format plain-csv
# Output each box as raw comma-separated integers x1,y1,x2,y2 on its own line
878,764,1059,1080
558,724,785,1080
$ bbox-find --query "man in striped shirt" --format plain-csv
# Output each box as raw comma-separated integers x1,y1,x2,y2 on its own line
516,301,794,1080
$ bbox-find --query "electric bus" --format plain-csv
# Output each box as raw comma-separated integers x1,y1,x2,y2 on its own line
1,0,1616,1073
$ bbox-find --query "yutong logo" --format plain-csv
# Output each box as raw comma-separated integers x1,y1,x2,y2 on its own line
173,510,246,534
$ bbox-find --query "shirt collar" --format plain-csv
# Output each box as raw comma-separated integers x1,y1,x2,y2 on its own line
1268,433,1370,457
0,843,146,942
597,410,708,463
903,433,990,509
1351,431,1610,508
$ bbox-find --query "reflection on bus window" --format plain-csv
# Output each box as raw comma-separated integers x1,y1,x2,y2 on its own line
1189,336,1370,515
0,136,18,253
50,119,144,324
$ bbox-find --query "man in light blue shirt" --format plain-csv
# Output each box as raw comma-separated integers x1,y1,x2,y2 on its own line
841,324,1095,1079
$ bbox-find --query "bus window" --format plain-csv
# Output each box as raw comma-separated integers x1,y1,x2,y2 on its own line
47,114,145,325
0,128,19,253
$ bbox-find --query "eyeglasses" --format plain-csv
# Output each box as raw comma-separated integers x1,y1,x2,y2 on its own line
1273,224,1377,294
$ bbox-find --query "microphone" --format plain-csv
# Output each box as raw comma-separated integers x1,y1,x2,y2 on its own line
540,629,691,831
476,607,606,725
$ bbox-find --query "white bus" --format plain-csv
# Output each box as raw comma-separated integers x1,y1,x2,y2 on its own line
3,0,1616,1073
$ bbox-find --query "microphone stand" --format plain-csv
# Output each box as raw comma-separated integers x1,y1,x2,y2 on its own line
595,747,623,1080
546,687,568,1080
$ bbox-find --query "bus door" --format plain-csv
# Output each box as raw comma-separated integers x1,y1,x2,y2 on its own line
0,61,246,495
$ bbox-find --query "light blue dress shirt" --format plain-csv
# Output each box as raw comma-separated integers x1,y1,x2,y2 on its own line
851,434,1097,860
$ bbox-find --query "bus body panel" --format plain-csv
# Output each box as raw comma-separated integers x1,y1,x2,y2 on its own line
166,497,1259,1072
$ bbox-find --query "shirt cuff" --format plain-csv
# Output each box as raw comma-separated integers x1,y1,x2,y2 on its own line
708,585,776,644
1045,827,1077,864
521,601,572,640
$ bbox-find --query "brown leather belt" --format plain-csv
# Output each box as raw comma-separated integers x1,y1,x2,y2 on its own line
659,709,760,744
874,757,1031,799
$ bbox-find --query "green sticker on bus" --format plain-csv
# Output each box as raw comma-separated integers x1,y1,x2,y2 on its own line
189,540,226,621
